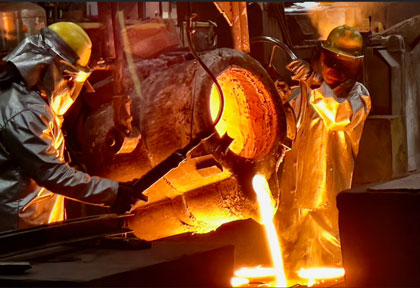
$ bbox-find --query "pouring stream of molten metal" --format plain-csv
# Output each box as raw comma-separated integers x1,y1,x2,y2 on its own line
231,175,345,287
252,174,287,287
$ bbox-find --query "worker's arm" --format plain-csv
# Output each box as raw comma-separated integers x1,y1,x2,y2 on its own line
2,108,118,207
310,81,371,132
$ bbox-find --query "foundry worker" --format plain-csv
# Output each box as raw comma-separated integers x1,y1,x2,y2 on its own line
0,22,147,232
276,25,371,278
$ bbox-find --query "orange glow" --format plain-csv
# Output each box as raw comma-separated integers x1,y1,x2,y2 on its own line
252,174,287,287
2,14,16,41
231,277,250,287
235,266,276,279
311,89,351,131
209,68,278,159
307,3,358,40
306,3,380,40
231,266,276,287
48,195,65,224
321,230,341,247
298,267,345,279
297,267,345,287
75,70,91,83
230,175,287,287
210,83,226,136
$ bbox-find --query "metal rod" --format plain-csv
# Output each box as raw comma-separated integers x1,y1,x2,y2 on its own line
251,36,297,61
0,214,131,259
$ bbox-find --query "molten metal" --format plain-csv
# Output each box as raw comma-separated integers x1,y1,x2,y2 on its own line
210,68,278,159
252,174,287,287
297,267,345,286
85,48,288,242
297,267,345,280
230,175,288,287
235,266,276,279
231,266,276,287
231,276,250,287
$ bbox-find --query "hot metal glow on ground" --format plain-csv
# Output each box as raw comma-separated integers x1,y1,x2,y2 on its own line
230,174,345,287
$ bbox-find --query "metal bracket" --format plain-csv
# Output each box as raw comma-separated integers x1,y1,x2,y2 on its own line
106,96,141,154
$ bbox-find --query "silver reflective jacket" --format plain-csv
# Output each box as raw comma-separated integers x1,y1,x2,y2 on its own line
0,30,118,232
279,81,371,210
277,81,371,271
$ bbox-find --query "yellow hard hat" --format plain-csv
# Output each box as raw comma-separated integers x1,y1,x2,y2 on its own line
48,22,92,67
321,25,363,58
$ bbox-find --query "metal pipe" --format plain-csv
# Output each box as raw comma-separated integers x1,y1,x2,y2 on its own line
251,36,297,61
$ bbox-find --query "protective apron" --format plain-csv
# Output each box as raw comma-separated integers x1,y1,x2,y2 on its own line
277,81,371,273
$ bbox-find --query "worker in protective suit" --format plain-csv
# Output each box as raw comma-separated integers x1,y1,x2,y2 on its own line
0,22,147,232
276,25,371,279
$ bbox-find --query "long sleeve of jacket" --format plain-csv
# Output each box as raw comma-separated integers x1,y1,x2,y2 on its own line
309,82,371,132
2,108,118,207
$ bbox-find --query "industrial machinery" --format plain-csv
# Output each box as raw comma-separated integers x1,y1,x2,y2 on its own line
0,2,46,55
0,3,295,286
81,35,293,241
2,2,420,287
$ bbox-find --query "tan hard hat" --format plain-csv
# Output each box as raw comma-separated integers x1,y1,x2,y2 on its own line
321,25,363,58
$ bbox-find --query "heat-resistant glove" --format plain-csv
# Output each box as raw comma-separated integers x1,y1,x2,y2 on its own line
286,59,313,82
286,59,323,89
111,180,148,214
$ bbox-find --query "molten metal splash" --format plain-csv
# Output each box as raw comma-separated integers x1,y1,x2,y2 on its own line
298,267,345,280
231,266,276,287
235,266,277,278
297,267,345,287
252,174,287,287
230,175,287,287
230,175,346,287
231,276,250,287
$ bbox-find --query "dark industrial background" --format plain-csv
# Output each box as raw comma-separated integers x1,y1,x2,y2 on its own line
1,2,420,287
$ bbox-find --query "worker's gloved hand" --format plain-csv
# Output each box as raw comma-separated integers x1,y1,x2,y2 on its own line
111,180,148,214
286,59,313,82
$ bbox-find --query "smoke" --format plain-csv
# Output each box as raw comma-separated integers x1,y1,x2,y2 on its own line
307,2,389,39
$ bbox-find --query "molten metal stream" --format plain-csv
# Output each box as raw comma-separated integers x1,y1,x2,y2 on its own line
230,175,346,287
230,175,287,287
252,174,287,287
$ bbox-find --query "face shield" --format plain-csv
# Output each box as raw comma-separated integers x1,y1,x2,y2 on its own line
49,60,91,116
322,48,363,80
4,27,92,116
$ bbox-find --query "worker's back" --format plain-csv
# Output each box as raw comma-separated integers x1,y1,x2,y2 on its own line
0,76,58,231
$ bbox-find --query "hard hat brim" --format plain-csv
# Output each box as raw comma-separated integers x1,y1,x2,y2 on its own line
321,43,364,61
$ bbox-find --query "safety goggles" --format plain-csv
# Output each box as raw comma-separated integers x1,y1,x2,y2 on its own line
322,47,363,78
